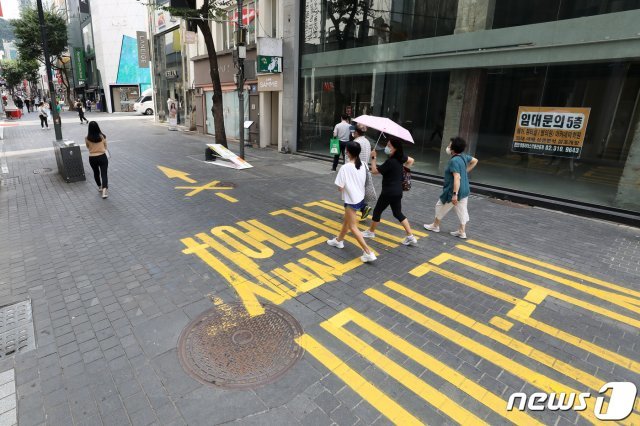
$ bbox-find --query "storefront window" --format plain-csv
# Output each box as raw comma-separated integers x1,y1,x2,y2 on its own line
302,0,459,54
222,1,257,50
153,28,185,123
82,23,94,56
493,0,640,29
205,90,249,139
299,69,450,174
473,62,640,211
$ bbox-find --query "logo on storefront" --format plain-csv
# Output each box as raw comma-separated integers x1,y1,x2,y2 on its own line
507,382,637,420
165,70,178,79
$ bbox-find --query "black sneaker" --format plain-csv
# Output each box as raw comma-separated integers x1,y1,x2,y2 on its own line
361,206,372,220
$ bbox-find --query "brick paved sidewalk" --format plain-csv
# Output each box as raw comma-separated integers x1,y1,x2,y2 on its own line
0,115,638,425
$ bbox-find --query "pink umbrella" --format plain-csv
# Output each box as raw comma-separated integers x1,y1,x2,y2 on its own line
353,115,415,147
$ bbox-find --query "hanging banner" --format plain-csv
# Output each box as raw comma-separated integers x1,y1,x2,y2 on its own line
73,47,86,84
137,31,149,68
512,106,591,158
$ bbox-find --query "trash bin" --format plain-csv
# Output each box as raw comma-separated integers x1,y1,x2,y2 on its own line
53,140,86,183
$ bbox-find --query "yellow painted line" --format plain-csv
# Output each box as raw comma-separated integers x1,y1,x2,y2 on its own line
292,207,399,248
379,282,640,422
215,192,238,203
489,317,514,332
321,318,486,425
295,334,424,426
410,263,523,305
271,210,377,254
245,219,317,245
415,257,640,373
295,236,327,251
466,240,640,301
365,285,616,425
175,180,234,197
457,245,640,311
311,200,428,238
327,309,541,426
157,165,197,183
434,253,640,330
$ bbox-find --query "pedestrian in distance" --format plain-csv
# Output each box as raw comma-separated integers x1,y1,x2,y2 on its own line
24,98,30,113
363,137,418,246
327,142,377,263
85,121,109,199
76,100,89,124
38,103,49,130
331,113,352,171
424,136,478,239
86,98,91,112
352,123,375,219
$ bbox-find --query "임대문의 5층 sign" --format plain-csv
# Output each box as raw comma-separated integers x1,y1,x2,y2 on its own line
512,106,591,158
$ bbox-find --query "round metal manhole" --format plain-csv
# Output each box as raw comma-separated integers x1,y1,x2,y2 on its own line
217,181,237,189
33,168,52,174
178,303,304,389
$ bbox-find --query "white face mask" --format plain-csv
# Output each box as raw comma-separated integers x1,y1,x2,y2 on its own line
445,146,452,155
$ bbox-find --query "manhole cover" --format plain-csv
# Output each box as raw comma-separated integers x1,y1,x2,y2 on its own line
33,168,52,174
217,182,237,189
0,300,36,358
178,303,304,389
488,198,530,209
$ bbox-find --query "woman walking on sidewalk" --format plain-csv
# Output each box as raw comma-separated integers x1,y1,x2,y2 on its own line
85,121,109,199
38,103,49,130
363,137,418,246
327,142,377,263
424,136,478,239
76,100,89,124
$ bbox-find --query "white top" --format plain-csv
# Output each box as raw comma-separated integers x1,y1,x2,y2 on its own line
335,162,366,205
353,136,371,169
333,121,351,142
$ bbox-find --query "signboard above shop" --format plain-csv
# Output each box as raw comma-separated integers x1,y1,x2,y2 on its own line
512,106,591,158
258,74,283,92
257,56,282,73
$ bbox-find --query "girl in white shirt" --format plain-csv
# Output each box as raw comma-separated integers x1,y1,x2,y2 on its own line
327,142,377,263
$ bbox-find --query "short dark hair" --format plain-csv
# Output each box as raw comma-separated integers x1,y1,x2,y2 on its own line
341,113,350,121
354,123,367,135
450,136,466,154
388,137,405,160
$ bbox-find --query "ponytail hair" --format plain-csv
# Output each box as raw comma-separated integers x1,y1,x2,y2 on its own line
346,142,362,170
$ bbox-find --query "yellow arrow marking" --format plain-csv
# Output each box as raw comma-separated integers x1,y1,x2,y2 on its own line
157,166,197,183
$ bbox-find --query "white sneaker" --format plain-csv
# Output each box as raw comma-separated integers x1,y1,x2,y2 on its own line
326,238,344,249
423,223,440,233
361,251,377,262
362,230,375,239
102,188,108,199
402,235,418,246
450,230,467,239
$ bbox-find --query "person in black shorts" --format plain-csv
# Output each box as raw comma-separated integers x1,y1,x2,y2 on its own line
363,137,418,246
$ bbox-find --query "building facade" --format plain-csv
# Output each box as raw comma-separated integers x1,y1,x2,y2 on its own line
298,1,640,218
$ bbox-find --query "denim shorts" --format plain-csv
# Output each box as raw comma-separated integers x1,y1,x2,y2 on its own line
344,200,366,211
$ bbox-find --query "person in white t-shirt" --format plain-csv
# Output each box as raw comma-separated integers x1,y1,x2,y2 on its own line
327,142,377,263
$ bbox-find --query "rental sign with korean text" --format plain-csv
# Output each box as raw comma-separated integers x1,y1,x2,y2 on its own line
512,107,591,158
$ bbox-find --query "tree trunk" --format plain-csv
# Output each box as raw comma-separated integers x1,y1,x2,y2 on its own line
59,61,72,111
196,12,227,147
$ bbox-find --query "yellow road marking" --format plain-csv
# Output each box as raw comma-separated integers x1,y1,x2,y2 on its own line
157,165,197,183
271,210,378,254
467,240,640,301
321,320,486,425
457,245,640,311
245,219,317,245
175,180,234,197
367,284,633,425
295,334,424,426
295,236,327,251
310,200,428,237
326,309,541,425
215,192,238,203
412,258,640,373
432,253,640,330
489,317,514,332
292,207,399,248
